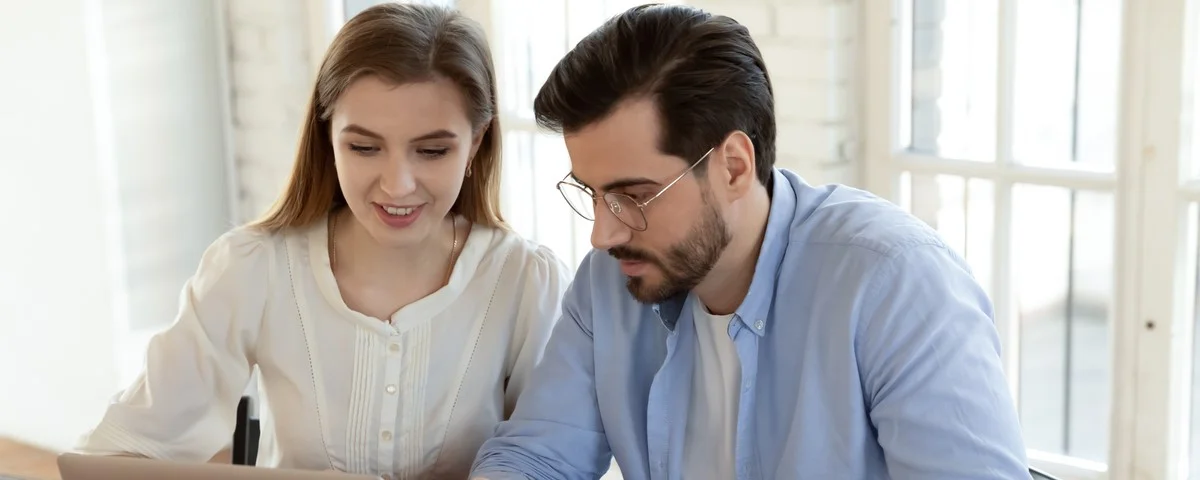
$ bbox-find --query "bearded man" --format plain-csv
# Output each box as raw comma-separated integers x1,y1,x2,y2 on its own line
471,4,1030,479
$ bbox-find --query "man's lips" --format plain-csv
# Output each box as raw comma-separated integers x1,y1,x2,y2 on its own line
619,259,650,276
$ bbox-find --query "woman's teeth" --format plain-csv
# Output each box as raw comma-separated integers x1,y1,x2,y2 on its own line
384,206,415,216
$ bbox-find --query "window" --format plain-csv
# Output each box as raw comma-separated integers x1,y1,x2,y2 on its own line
491,0,672,268
864,0,1196,478
897,0,1121,469
493,0,632,268
342,0,454,20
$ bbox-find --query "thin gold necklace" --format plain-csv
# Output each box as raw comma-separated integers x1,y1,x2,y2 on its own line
328,211,459,284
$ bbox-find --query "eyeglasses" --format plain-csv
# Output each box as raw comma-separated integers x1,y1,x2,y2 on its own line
556,147,714,231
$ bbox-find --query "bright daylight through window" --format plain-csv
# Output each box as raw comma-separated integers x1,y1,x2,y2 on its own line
866,0,1200,478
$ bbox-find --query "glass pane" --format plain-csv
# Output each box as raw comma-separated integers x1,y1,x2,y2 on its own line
1012,184,1113,463
1011,0,1120,171
501,130,536,238
1187,203,1200,479
501,130,591,267
906,0,997,161
496,0,567,121
898,172,995,297
965,178,996,295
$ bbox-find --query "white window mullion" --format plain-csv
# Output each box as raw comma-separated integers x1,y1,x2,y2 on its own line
1109,0,1148,474
992,175,1017,400
994,0,1020,413
859,0,899,199
894,153,1117,192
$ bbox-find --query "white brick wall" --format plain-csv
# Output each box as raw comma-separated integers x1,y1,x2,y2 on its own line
223,0,320,222
219,0,862,223
690,0,859,187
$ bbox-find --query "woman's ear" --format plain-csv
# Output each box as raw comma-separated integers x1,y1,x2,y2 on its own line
469,122,490,161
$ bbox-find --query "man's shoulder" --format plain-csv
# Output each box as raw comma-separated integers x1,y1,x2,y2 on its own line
785,177,947,261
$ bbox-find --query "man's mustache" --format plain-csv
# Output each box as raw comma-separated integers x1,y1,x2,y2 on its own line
608,246,655,264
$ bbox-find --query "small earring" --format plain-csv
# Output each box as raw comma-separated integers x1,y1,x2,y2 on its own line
465,165,472,178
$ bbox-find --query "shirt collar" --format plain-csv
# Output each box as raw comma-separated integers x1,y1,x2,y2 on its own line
654,169,796,336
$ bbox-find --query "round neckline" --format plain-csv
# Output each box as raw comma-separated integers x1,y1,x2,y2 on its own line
307,213,493,334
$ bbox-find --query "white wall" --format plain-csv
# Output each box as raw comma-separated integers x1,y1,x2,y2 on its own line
223,0,326,223
0,0,232,451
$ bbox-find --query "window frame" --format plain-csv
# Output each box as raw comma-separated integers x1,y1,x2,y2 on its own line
861,0,1194,478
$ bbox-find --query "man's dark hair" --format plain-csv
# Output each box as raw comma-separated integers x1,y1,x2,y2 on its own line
532,3,775,187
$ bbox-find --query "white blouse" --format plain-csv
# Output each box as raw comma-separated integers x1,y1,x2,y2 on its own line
74,217,572,479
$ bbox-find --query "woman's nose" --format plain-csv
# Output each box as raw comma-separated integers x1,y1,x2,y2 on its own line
379,155,417,198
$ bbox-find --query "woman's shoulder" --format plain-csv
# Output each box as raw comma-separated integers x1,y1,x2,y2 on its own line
474,225,572,281
206,224,279,259
212,219,321,255
189,224,289,286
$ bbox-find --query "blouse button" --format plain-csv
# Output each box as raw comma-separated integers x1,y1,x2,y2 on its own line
381,430,393,441
389,343,400,353
385,384,397,394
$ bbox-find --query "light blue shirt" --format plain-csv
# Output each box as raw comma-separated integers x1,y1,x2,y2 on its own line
472,169,1030,479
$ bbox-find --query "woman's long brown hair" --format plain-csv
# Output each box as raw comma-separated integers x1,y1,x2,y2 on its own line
250,3,505,232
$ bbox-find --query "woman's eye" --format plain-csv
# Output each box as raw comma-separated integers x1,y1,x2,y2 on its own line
349,144,379,155
418,148,450,159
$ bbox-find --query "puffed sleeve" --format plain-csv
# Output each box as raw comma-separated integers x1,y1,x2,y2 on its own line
502,245,572,416
73,227,274,462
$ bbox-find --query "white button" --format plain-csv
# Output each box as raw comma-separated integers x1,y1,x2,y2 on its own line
385,384,397,394
754,320,765,330
381,430,392,441
389,343,400,352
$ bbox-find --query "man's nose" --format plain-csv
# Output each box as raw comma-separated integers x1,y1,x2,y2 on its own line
591,203,631,251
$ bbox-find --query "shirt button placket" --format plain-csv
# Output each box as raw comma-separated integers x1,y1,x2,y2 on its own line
379,335,403,475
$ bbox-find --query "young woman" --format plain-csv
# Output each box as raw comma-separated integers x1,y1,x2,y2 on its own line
74,3,571,478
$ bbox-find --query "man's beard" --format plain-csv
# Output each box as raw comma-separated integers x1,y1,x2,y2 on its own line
607,198,732,304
